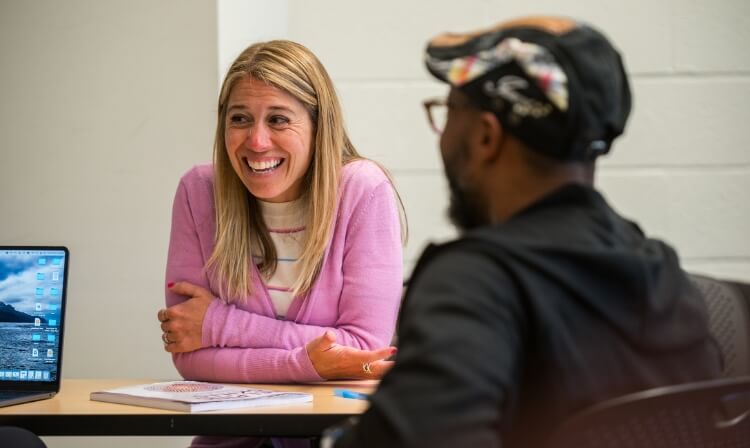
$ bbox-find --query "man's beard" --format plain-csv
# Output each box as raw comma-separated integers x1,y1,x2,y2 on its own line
444,144,488,232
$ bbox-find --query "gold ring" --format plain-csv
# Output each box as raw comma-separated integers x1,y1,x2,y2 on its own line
158,309,167,322
362,362,373,375
162,332,170,344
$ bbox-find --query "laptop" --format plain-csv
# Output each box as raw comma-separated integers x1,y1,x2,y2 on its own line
0,246,69,407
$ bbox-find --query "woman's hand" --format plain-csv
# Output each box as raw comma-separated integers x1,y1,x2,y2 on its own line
158,281,213,353
306,330,397,380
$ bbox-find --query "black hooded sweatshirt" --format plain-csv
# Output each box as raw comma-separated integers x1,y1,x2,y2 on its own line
336,183,721,448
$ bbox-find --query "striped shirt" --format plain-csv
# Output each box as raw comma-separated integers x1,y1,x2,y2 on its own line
256,199,306,318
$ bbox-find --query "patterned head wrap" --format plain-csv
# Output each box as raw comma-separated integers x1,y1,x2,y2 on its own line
425,21,631,161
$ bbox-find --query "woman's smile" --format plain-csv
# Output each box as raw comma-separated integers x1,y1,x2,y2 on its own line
245,157,284,174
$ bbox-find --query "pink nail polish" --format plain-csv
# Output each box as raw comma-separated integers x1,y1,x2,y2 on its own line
167,282,174,288
390,348,398,355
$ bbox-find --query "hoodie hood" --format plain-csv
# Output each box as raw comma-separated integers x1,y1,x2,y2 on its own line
463,183,711,352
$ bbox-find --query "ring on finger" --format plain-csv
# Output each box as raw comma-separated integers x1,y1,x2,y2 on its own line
158,309,167,322
362,362,373,375
161,332,171,344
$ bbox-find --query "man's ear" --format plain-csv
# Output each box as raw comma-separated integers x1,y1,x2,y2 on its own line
471,111,504,163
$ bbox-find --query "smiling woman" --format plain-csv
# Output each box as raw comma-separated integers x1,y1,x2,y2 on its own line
158,41,405,447
159,40,405,386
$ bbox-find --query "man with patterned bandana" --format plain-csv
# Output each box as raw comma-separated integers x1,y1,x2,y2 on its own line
324,15,720,448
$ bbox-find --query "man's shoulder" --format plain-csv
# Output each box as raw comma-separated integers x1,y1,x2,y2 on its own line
409,234,516,291
401,236,525,340
439,227,519,259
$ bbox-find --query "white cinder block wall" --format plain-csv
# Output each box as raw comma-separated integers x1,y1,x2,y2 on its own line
1,1,747,448
288,0,750,281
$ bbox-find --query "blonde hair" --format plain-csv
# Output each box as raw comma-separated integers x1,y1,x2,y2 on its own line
208,40,403,302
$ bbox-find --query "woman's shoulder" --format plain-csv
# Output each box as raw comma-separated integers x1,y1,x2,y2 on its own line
176,163,215,203
173,164,215,228
180,163,214,184
340,159,391,192
178,163,214,192
336,159,396,219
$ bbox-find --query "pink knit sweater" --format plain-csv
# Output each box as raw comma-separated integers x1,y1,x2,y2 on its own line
165,160,403,383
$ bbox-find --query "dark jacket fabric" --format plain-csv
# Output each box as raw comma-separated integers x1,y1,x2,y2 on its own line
336,183,721,448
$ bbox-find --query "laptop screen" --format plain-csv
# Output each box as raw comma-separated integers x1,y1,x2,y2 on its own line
0,247,68,384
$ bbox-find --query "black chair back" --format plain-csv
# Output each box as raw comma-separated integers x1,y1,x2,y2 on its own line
690,274,750,377
549,376,750,448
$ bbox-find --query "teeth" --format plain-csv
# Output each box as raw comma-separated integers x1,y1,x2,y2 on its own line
247,159,282,172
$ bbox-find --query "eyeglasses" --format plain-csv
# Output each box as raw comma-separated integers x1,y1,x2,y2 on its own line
422,98,449,135
422,97,477,134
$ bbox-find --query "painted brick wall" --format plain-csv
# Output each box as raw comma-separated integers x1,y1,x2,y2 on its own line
289,0,750,281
